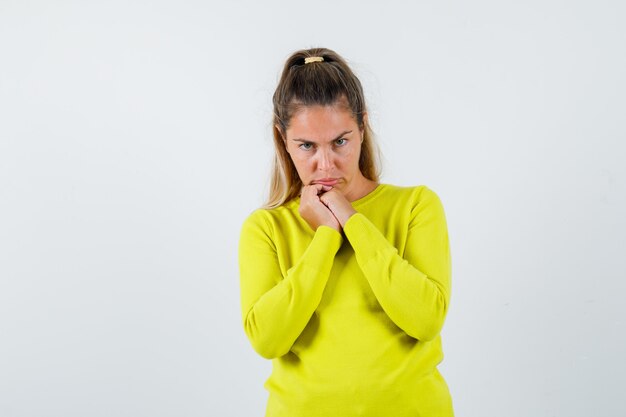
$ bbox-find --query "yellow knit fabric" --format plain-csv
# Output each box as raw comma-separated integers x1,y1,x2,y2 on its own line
239,184,453,417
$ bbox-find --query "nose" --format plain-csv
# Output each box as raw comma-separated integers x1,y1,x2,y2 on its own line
317,148,334,172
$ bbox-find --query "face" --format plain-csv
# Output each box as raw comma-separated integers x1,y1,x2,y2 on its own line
282,104,370,200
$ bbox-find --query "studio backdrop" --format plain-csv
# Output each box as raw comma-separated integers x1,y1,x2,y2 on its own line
1,1,624,416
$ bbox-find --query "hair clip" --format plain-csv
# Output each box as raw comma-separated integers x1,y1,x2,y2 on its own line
304,56,324,64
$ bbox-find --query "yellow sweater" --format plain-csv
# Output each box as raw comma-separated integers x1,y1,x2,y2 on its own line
238,184,453,417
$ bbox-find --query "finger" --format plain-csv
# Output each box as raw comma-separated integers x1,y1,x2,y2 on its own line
302,184,325,203
303,184,324,192
319,192,334,206
301,184,315,196
306,184,326,198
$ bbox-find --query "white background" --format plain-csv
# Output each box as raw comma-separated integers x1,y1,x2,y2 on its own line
1,1,625,416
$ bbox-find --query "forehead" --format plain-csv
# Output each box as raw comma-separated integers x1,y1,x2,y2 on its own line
286,105,358,139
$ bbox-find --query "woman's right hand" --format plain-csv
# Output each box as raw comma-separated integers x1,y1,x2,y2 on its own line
299,184,341,232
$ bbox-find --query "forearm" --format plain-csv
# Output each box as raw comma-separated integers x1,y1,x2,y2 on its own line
344,213,451,341
239,225,342,359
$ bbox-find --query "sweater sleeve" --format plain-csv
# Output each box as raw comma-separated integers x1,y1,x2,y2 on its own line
342,187,451,342
238,211,343,359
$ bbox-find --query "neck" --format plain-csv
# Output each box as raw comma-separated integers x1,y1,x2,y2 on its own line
344,175,378,202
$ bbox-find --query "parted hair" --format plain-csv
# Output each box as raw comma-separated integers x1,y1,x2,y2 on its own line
266,47,381,208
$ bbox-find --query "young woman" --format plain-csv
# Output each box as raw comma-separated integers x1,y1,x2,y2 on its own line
238,47,454,417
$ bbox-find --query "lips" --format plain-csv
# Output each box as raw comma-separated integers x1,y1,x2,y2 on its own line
312,178,339,186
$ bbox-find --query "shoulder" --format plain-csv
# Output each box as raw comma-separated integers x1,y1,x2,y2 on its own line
377,184,446,224
377,183,443,206
240,199,300,237
407,186,447,225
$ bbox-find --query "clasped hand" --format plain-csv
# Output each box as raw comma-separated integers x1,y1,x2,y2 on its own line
299,185,357,232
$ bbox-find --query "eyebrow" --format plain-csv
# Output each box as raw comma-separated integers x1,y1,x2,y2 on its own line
291,130,353,143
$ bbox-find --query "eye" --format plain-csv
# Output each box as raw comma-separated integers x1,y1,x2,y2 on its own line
335,138,347,146
299,142,313,151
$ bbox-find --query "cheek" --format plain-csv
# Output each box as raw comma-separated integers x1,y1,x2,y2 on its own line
290,153,313,172
340,146,360,165
291,152,307,164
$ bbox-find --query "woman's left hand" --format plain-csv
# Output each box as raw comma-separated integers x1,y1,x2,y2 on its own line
319,188,357,227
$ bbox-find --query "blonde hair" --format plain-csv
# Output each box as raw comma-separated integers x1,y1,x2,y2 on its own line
265,47,381,209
